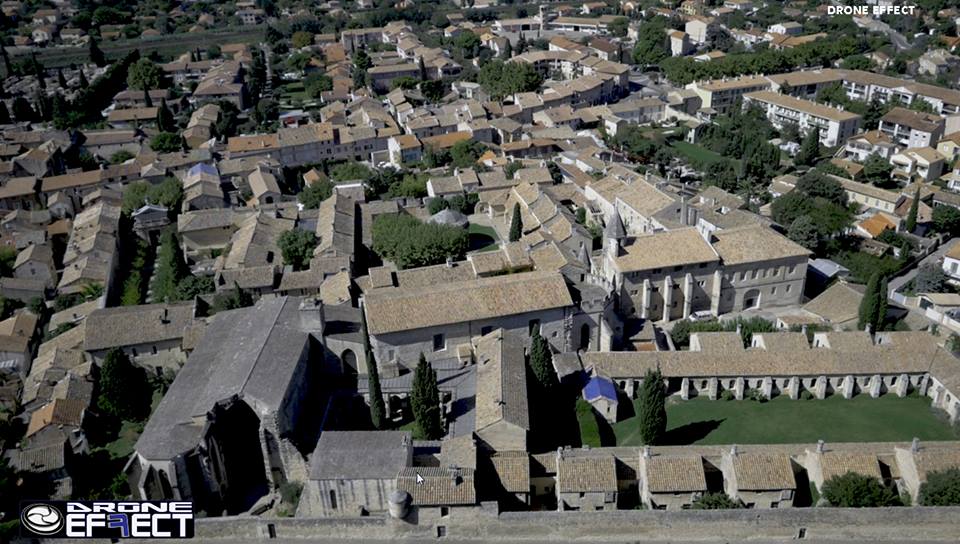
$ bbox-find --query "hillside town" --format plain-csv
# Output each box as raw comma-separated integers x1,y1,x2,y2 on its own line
2,0,960,541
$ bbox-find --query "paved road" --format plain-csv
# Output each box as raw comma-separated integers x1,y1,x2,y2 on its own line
854,16,911,51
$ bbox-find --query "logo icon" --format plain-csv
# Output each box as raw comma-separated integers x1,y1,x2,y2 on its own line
21,503,64,535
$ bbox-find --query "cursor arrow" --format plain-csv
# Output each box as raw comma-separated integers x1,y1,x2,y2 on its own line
415,472,424,485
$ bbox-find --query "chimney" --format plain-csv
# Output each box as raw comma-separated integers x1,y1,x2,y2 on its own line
445,256,454,267
865,323,873,335
801,324,808,336
816,439,824,454
730,444,738,456
298,297,325,333
911,437,920,453
735,323,742,336
642,445,651,459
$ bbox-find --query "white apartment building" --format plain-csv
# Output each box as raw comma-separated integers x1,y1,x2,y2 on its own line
743,91,861,147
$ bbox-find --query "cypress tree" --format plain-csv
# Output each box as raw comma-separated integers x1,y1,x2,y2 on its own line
875,276,888,332
858,272,881,331
795,129,819,166
97,347,149,420
78,69,89,89
57,68,67,89
509,203,522,242
143,87,153,108
156,98,174,132
89,37,106,67
905,187,920,233
0,101,10,125
501,39,513,60
529,328,557,390
411,353,442,439
361,306,386,429
637,368,666,445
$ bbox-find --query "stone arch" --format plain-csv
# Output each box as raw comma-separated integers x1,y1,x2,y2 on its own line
341,349,358,374
743,288,761,310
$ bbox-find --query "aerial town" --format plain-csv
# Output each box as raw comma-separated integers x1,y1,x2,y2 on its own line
2,0,960,541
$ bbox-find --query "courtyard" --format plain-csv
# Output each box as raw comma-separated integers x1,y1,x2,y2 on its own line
578,394,957,447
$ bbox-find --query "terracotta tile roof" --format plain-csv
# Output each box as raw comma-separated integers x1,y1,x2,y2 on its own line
731,452,796,491
557,454,617,493
819,451,882,482
488,451,531,493
396,466,476,505
644,454,708,493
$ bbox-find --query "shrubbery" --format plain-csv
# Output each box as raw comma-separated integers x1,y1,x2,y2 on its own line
372,214,468,269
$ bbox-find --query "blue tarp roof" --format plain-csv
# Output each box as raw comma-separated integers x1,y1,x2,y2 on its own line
583,375,617,402
188,162,219,177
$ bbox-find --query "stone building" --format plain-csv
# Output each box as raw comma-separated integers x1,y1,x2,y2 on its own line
473,329,529,452
127,296,350,516
721,448,797,508
638,450,708,510
298,431,413,517
555,450,618,511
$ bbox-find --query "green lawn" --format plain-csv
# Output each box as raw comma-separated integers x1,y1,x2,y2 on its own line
612,395,955,446
670,141,734,168
468,223,500,253
576,399,602,448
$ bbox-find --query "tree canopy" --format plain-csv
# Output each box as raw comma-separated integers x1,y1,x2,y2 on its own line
127,58,164,91
637,368,667,445
919,468,960,506
478,60,543,100
277,229,318,271
821,472,901,507
372,214,469,269
97,348,150,421
411,353,443,439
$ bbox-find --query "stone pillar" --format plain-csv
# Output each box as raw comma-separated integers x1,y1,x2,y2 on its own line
641,278,651,320
710,268,722,316
814,376,827,399
919,374,930,396
841,375,855,399
896,373,910,397
680,378,690,400
682,272,694,319
761,376,773,399
662,275,673,322
734,377,745,400
869,374,882,398
708,377,719,400
787,377,800,400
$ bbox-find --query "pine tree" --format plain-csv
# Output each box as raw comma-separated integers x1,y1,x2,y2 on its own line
795,129,819,166
858,272,881,331
501,39,513,60
89,37,106,67
97,347,150,420
637,368,666,445
0,101,10,125
411,353,442,439
509,203,522,242
529,328,557,391
156,98,174,132
905,187,920,233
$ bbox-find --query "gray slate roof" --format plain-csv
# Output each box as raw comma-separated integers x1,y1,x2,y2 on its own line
135,296,312,460
309,430,412,480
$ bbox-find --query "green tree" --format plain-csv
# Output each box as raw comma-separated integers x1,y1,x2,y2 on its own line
632,17,669,65
152,228,189,302
299,180,333,209
150,132,182,153
919,468,960,506
692,492,741,509
529,328,557,390
509,203,522,242
411,353,443,439
174,275,214,301
905,187,920,233
391,76,419,90
637,368,667,445
11,96,35,122
110,150,135,164
127,59,163,91
361,305,387,430
795,129,820,167
292,30,314,49
932,205,960,237
371,214,468,269
863,153,893,187
211,282,254,313
787,215,820,250
420,79,446,103
821,472,901,507
96,347,150,421
156,98,175,132
858,272,882,331
478,60,543,100
304,73,333,98
277,229,318,271
915,263,948,294
450,139,481,168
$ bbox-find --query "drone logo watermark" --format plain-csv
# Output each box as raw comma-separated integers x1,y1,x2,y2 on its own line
20,501,194,539
826,4,918,16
